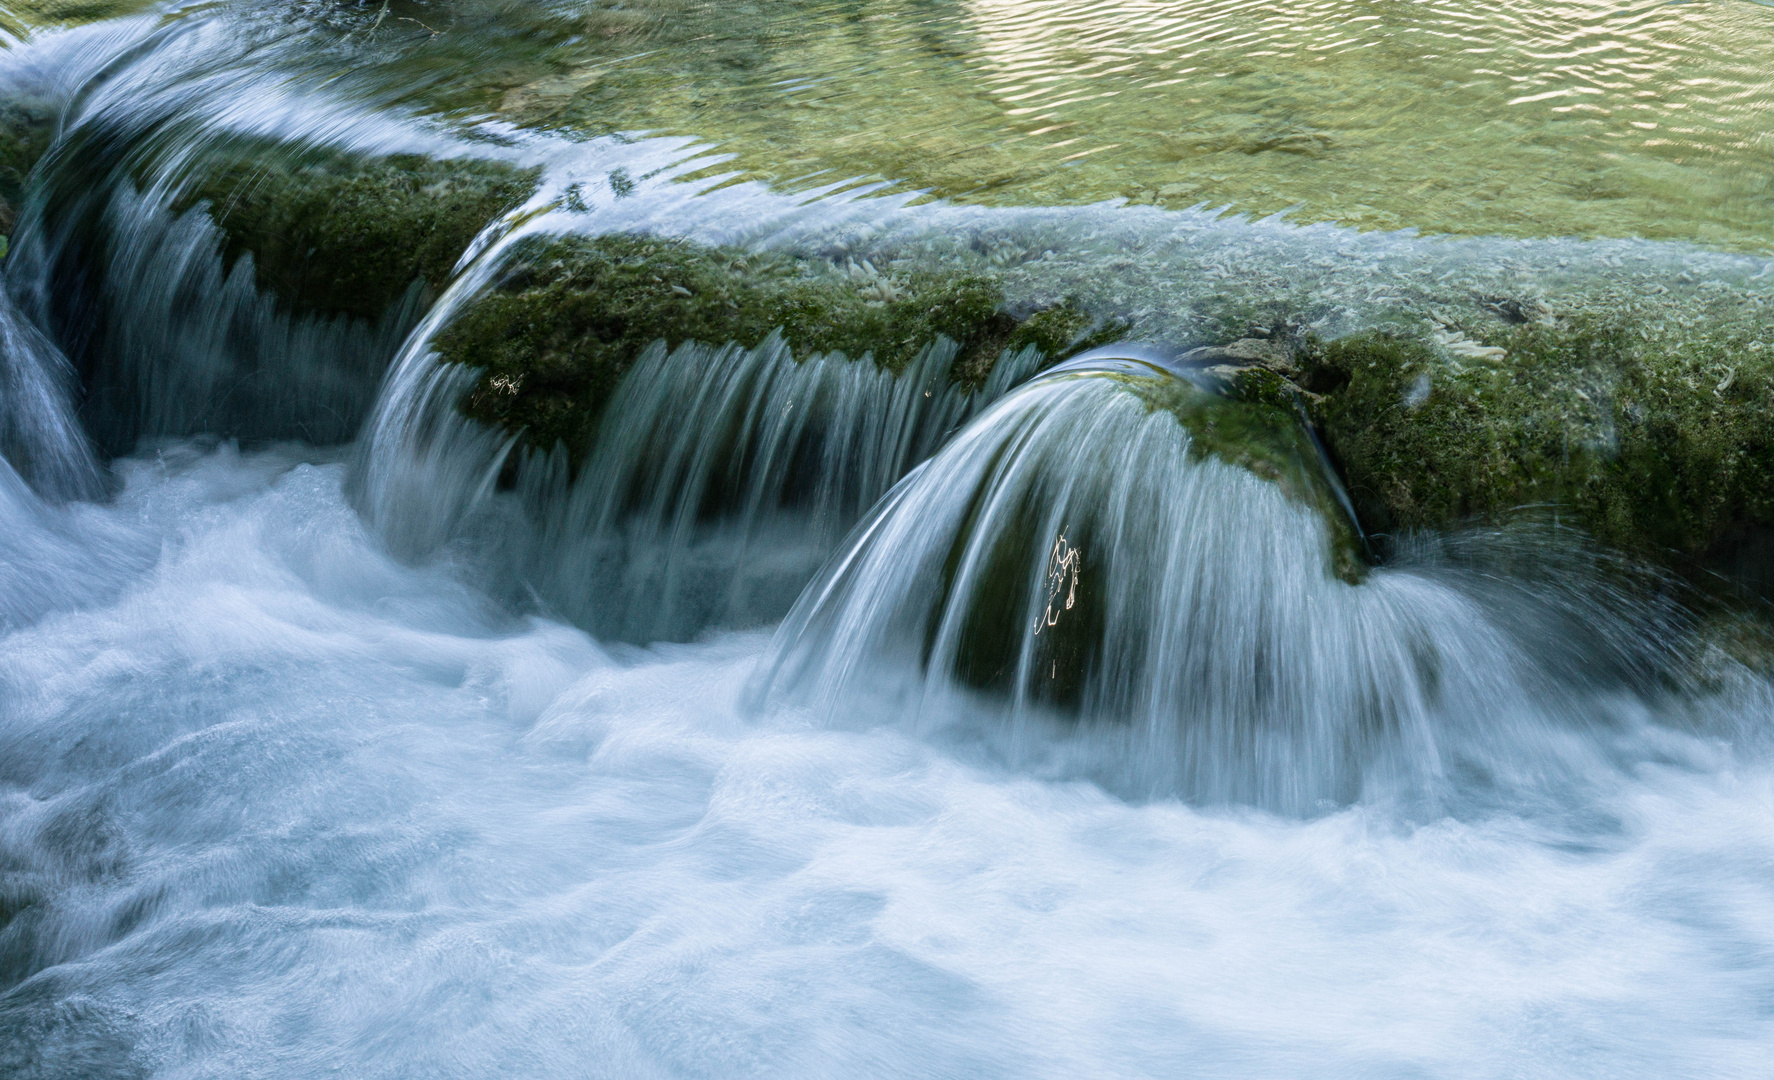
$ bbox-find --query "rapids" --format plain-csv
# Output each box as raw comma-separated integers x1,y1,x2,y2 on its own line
3,4,1774,1077
3,442,1772,1077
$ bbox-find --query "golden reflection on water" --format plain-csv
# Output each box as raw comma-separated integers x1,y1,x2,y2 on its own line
4,0,160,31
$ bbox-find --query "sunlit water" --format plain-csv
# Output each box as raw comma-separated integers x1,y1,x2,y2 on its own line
4,2,1774,1076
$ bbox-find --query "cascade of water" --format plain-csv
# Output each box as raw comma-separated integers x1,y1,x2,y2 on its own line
352,205,1048,641
0,259,152,629
0,277,98,500
3,17,467,455
347,211,535,562
751,351,1689,811
509,335,1047,642
0,274,104,627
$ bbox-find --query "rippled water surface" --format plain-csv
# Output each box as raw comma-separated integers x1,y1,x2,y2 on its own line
428,0,1774,247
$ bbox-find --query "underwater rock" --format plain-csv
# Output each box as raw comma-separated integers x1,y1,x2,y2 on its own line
435,232,1122,461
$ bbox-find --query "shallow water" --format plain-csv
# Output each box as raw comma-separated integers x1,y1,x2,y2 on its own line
359,0,1774,248
4,2,1774,1076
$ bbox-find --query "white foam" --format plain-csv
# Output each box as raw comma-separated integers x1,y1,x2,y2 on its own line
1,445,1771,1077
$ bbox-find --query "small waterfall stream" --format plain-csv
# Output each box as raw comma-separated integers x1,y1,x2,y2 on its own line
2,7,1772,1078
504,335,1045,641
0,280,96,501
2,17,472,454
358,302,1047,640
752,350,1691,810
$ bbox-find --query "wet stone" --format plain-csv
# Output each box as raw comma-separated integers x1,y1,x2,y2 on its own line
1296,318,1774,584
175,150,542,322
435,232,1122,461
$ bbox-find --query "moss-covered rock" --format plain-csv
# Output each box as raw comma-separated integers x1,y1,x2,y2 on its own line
1298,315,1774,580
174,150,541,321
438,232,1118,458
1123,370,1366,583
0,97,55,242
18,122,538,450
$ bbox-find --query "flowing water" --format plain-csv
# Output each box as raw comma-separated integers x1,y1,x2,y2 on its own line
3,3,1774,1077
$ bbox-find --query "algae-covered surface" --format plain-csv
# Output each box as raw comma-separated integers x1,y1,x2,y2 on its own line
315,0,1774,252
175,150,541,321
438,232,1116,457
1304,310,1774,574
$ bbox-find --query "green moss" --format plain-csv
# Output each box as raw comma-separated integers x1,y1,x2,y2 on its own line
438,233,1115,458
1302,317,1774,575
1227,364,1297,412
175,150,541,321
1122,372,1367,583
0,98,54,239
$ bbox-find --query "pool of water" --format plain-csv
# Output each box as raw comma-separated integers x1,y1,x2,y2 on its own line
340,0,1774,249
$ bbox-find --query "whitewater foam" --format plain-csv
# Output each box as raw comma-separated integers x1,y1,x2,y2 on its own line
1,446,1771,1079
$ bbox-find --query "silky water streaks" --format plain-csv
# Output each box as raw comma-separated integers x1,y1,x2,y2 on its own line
753,348,1704,813
3,5,1774,1078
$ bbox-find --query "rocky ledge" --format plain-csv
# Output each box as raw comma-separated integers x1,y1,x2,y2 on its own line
1198,314,1774,602
436,232,1125,459
6,115,1770,616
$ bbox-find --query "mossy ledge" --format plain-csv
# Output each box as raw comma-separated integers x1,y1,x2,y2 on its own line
172,149,541,322
1120,369,1367,584
436,232,1122,458
1291,316,1774,594
0,96,55,245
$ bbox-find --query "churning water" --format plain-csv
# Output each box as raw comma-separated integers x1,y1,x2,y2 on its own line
4,3,1774,1077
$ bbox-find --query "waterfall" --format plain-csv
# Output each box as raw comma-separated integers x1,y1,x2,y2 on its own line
507,335,1047,642
0,279,97,501
751,350,1690,811
6,6,1774,1075
353,219,1049,641
2,17,469,455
